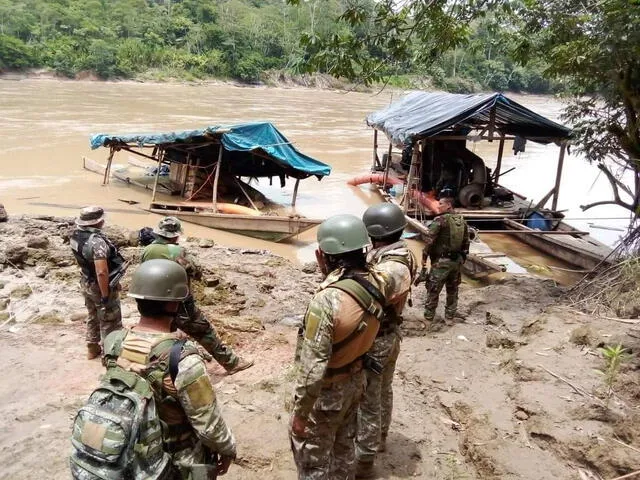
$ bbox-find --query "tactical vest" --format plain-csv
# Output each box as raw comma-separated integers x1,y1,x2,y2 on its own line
431,213,466,258
305,274,384,375
142,242,183,263
104,329,201,454
70,229,124,282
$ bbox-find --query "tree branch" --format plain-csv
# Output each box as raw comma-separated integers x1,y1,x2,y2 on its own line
581,200,634,213
598,162,633,199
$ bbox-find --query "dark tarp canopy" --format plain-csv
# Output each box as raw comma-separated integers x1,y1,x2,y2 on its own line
366,92,572,146
90,122,331,180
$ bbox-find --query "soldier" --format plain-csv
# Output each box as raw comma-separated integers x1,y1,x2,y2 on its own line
103,259,236,478
416,197,470,329
290,214,385,480
142,216,253,375
356,203,417,478
70,206,124,359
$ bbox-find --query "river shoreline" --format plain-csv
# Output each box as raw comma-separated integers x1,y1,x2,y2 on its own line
0,214,638,479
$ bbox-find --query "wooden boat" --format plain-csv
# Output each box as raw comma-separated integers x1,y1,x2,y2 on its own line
362,92,613,272
147,201,320,242
87,122,331,242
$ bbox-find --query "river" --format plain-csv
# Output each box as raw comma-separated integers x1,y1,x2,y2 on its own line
0,79,630,267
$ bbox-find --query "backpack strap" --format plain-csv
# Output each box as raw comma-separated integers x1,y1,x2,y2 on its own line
169,339,186,384
327,277,384,354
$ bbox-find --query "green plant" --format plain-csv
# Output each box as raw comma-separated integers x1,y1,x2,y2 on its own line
596,344,631,403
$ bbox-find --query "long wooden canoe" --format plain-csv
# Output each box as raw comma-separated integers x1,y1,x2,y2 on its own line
503,218,612,270
147,201,321,242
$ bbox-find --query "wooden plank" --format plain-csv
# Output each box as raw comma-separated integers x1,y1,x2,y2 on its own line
291,178,300,207
212,147,223,213
494,135,505,180
551,142,567,211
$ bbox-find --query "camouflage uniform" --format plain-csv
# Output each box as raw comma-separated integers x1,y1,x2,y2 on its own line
142,238,239,370
422,213,469,322
71,226,123,345
356,242,416,463
290,268,383,480
103,328,237,478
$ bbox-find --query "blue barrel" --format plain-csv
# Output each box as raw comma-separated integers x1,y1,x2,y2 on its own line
527,211,551,231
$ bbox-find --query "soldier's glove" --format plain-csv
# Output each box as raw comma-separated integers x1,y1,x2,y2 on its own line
216,454,235,476
414,267,428,286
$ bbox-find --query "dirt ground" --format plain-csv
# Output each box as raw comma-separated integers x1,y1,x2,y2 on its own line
1,215,639,480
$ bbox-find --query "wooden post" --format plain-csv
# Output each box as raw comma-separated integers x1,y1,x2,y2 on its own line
382,142,393,189
102,147,115,185
488,105,496,142
150,149,164,203
372,129,379,169
494,135,505,181
181,153,192,197
291,178,301,207
551,142,567,211
212,145,223,213
234,176,260,211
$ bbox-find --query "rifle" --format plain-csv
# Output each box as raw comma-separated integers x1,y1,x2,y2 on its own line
108,260,131,290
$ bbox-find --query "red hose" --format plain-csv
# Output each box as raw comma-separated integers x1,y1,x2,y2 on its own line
347,173,403,186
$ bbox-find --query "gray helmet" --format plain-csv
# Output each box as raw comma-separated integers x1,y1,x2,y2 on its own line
128,259,189,301
317,214,370,255
76,206,105,227
362,203,407,239
154,216,182,239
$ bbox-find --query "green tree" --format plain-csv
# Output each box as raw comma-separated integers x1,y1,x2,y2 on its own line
516,0,640,235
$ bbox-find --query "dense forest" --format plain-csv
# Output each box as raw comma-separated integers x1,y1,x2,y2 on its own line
0,0,556,93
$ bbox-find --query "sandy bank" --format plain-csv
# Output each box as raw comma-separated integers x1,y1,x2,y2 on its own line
0,215,638,479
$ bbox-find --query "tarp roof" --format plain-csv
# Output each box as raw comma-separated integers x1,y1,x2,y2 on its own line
90,122,331,179
366,92,572,146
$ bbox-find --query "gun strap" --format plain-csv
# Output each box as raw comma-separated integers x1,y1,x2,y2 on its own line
169,339,187,384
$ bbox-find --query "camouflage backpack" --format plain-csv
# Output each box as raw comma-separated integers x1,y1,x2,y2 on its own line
70,332,187,480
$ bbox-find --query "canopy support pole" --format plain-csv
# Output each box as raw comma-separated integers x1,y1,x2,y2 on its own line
181,153,192,197
102,147,115,185
382,142,393,189
372,129,379,169
551,142,567,211
494,135,505,182
488,105,497,142
150,149,164,202
212,146,223,213
291,178,301,207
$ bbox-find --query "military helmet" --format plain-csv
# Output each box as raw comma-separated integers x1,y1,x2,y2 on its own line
362,203,407,239
76,206,105,227
317,214,370,255
154,216,182,239
128,259,189,301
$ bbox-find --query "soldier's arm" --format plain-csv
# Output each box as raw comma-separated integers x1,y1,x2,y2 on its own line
175,354,237,458
291,292,334,420
421,217,442,264
90,236,110,299
177,248,203,280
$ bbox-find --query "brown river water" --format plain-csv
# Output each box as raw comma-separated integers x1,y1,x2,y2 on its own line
0,79,630,270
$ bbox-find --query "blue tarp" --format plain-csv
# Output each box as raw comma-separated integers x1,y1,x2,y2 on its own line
90,122,331,178
366,92,572,146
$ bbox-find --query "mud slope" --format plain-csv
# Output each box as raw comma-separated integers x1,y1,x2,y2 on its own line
0,215,638,479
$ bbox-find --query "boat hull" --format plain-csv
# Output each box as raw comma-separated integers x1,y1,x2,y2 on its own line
147,208,321,242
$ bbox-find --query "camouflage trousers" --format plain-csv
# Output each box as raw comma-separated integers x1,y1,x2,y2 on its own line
356,330,401,463
81,279,122,345
175,295,239,370
290,370,365,480
424,258,462,321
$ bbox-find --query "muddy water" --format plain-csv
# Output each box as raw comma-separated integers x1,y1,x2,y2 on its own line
0,79,630,267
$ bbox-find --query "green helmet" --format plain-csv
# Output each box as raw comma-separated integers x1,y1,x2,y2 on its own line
128,259,189,301
362,203,407,239
154,216,182,239
317,214,370,255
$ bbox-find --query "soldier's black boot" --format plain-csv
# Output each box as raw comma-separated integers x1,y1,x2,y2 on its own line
356,460,375,479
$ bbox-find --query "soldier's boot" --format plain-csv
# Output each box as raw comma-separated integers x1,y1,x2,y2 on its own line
87,343,102,360
225,356,254,375
378,435,387,452
356,460,375,479
445,312,466,325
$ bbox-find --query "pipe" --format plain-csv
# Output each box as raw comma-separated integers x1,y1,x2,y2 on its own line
347,173,403,187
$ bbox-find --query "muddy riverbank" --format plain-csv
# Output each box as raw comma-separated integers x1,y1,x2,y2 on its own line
0,215,638,479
